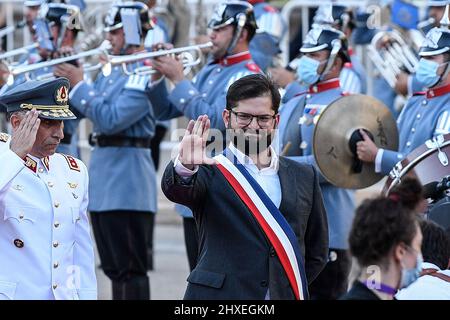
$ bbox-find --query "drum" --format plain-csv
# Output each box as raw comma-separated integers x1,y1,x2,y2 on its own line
383,133,450,196
428,197,450,230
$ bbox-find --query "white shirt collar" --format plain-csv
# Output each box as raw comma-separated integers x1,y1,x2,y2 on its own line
228,142,279,175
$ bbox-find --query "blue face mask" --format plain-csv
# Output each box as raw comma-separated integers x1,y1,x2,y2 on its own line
296,55,322,85
416,58,441,88
399,252,423,289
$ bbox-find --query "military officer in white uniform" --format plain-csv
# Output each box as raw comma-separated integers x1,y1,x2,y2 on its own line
0,77,97,300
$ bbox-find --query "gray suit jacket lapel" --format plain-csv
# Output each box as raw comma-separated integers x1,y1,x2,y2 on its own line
278,157,297,216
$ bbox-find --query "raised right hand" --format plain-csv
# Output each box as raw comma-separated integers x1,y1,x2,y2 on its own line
10,109,40,159
179,115,217,170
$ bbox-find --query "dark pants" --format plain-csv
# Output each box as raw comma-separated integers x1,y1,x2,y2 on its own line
91,210,153,300
308,249,352,300
183,217,199,271
147,124,168,270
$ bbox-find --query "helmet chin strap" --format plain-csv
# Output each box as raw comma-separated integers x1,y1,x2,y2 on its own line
318,39,342,82
226,13,247,56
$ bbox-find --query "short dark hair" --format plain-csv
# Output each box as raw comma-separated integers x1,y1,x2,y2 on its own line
420,219,450,270
244,26,256,42
349,178,423,267
226,74,281,113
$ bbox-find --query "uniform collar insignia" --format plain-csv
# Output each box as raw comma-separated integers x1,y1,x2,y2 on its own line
42,156,50,172
24,156,37,173
308,78,341,93
426,83,450,99
218,51,252,66
0,132,10,143
348,46,354,56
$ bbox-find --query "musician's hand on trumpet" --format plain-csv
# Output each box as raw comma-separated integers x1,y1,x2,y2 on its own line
52,46,76,59
151,42,185,85
54,62,84,88
356,129,378,163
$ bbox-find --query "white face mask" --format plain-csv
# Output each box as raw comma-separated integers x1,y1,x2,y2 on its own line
399,250,423,289
296,56,327,85
415,58,445,88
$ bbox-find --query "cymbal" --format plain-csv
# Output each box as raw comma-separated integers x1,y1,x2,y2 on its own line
313,94,398,189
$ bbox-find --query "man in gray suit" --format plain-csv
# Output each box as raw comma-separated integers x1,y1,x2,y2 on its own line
161,74,328,299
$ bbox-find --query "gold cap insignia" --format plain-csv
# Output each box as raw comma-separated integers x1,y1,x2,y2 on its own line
55,85,69,105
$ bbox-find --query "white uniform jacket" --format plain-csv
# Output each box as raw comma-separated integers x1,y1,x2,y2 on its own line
0,133,97,300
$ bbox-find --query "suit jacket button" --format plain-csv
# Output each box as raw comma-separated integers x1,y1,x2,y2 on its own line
260,280,268,287
270,247,276,257
14,239,24,248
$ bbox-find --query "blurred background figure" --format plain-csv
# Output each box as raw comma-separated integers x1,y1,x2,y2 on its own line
341,178,424,300
396,219,450,300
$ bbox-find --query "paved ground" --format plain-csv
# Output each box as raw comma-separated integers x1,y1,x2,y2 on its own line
96,191,190,300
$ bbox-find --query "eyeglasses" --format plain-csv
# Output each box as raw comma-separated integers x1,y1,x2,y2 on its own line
229,110,276,128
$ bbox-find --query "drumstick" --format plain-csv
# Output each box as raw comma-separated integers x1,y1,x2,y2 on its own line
280,141,292,156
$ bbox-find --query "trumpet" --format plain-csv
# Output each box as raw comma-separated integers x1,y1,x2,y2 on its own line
101,42,214,77
0,43,39,62
6,41,111,85
367,30,419,89
0,21,26,39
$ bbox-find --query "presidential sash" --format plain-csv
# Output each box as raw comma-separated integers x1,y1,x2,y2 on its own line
214,149,309,300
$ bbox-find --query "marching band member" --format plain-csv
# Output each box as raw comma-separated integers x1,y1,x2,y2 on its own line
276,23,355,300
162,74,328,300
0,77,96,300
357,7,450,176
54,1,158,300
418,0,450,36
2,2,85,157
246,0,286,72
148,0,261,132
148,0,263,271
270,3,366,104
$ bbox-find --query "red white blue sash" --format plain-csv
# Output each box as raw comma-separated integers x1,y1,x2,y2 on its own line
214,149,309,300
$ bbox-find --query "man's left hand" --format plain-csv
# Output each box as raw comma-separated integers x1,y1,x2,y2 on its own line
54,63,84,88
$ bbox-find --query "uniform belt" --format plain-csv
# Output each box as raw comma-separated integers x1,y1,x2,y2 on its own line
60,134,72,144
89,134,152,149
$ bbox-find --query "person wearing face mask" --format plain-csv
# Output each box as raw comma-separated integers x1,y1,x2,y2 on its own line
270,3,366,103
356,6,450,176
275,23,355,300
161,74,328,300
147,0,262,273
340,178,424,300
396,219,450,300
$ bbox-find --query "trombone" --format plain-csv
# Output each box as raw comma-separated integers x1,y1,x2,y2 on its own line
5,40,111,85
101,42,213,77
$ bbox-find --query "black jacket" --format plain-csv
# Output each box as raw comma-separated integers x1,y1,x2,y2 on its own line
339,281,381,300
161,156,329,300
